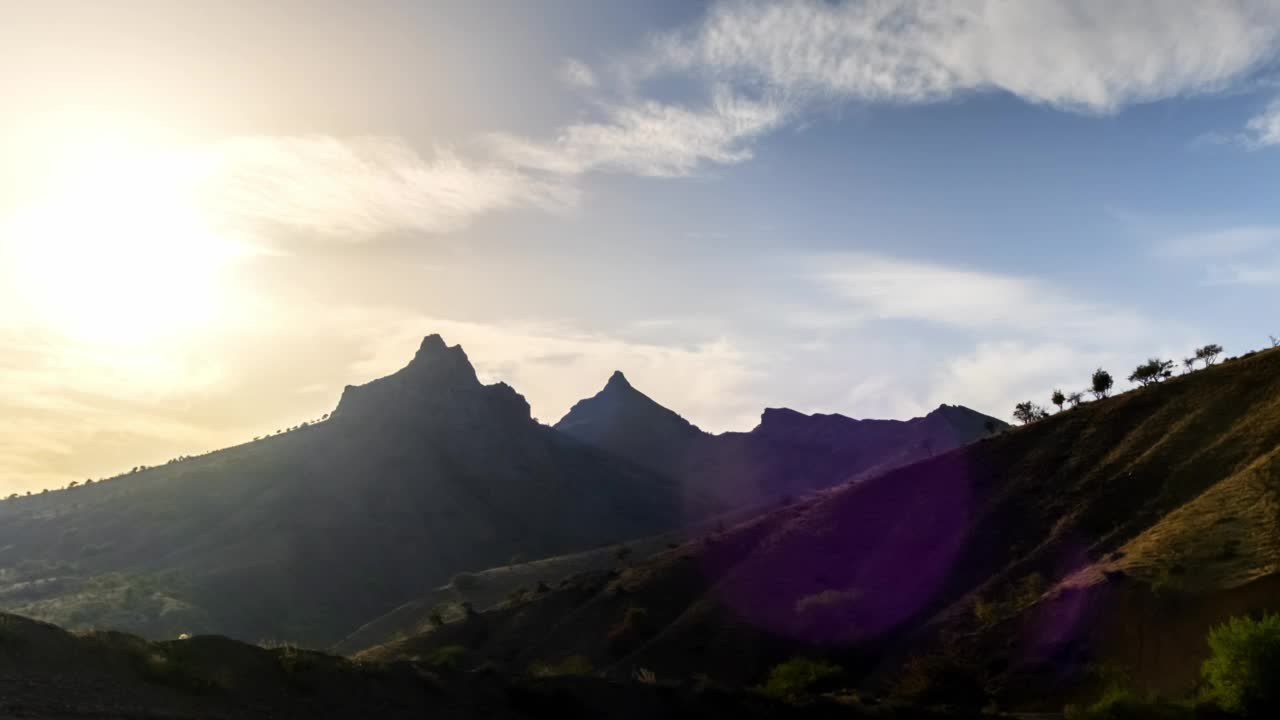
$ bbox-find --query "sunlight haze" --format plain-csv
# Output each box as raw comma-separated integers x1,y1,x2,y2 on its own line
3,0,1280,494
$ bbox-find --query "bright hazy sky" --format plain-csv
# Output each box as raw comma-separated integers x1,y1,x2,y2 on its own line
3,0,1280,494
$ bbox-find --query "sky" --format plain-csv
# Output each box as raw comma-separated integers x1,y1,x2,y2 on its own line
3,0,1280,494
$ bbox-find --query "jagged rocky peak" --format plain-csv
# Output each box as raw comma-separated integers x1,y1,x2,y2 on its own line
331,334,529,422
401,334,478,382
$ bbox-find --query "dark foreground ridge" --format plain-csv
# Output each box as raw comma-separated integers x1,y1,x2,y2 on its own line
0,611,985,720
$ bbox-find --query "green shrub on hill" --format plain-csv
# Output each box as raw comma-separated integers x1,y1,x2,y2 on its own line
1202,612,1280,715
757,657,842,703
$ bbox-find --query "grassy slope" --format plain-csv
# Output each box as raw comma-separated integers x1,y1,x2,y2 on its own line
362,347,1280,707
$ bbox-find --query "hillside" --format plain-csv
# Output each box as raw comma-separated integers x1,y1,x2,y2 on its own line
0,611,960,720
366,347,1280,710
0,335,694,647
556,371,1005,511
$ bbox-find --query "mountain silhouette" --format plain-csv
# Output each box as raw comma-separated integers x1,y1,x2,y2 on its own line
556,371,1005,511
0,335,694,646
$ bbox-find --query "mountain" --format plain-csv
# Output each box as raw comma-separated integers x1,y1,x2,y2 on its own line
555,370,707,473
556,372,1005,511
366,347,1280,711
0,335,694,647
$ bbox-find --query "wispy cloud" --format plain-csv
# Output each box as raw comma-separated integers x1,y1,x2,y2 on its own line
645,0,1280,113
1242,98,1280,147
488,88,785,178
559,58,598,89
1156,224,1280,286
200,136,576,241
815,253,1149,341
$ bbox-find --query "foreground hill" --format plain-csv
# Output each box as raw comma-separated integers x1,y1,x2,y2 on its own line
368,347,1280,710
556,370,1004,511
0,336,692,647
0,611,987,720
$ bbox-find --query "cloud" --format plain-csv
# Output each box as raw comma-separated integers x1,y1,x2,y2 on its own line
929,340,1117,421
815,253,1148,341
489,88,786,178
1242,98,1280,147
200,136,576,241
1159,225,1280,258
1157,224,1280,285
647,0,1280,113
560,58,598,89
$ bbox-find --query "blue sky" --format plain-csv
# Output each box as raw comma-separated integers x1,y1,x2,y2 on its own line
3,0,1280,492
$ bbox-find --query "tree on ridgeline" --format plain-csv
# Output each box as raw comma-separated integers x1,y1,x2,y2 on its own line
1066,391,1084,408
1013,402,1049,425
1091,368,1114,399
1051,389,1066,412
1196,343,1224,366
1129,358,1174,387
1183,356,1197,374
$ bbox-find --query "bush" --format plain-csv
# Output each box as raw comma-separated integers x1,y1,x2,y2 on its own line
606,606,653,655
757,657,842,703
528,655,593,678
1201,612,1280,715
425,645,467,671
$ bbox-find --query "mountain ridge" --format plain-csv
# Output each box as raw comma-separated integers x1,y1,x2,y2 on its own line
556,371,1006,511
365,347,1280,709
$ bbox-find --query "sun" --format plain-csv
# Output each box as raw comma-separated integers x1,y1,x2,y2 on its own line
1,117,245,347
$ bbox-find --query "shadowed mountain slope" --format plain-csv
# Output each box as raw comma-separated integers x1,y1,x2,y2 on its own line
370,347,1280,709
0,336,693,647
556,372,1005,511
0,611,953,720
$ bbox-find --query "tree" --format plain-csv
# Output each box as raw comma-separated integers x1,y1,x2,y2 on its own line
1013,402,1049,425
67,481,79,489
1066,391,1084,408
1051,389,1066,412
1202,612,1280,715
1183,356,1197,374
1091,368,1114,399
1128,358,1174,387
1271,335,1279,349
1196,343,1224,366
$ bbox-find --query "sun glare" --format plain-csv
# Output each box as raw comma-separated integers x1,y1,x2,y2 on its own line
2,117,244,346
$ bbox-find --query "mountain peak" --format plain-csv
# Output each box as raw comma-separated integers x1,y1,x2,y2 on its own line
331,333,489,421
605,370,632,391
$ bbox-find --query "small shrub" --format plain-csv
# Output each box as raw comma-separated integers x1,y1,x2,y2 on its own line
1202,612,1280,715
425,644,467,671
757,657,842,703
607,607,653,655
528,655,594,678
